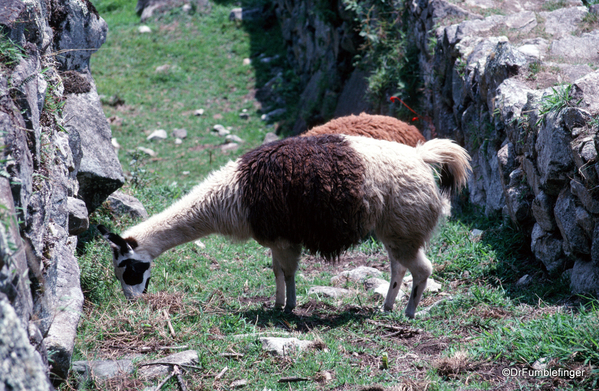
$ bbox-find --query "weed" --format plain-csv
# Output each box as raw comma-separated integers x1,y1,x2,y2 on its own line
535,84,581,127
0,33,24,70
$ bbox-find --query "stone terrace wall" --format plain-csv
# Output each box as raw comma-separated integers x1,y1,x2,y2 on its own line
406,0,599,294
0,0,124,387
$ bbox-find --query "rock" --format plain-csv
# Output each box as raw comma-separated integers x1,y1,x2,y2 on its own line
172,128,187,139
531,191,557,232
194,240,206,249
63,75,125,213
259,337,314,356
155,64,170,73
532,357,549,371
212,124,230,136
43,242,84,385
194,109,204,116
105,191,148,219
571,258,599,297
515,274,533,287
0,293,53,391
262,132,279,144
230,379,248,388
307,286,352,299
220,143,239,153
71,359,135,383
67,197,89,235
331,266,382,285
243,58,251,66
111,138,121,150
225,134,244,143
137,147,157,157
182,3,191,13
175,138,183,145
530,224,567,274
138,25,152,33
333,69,370,118
554,188,590,255
364,278,391,299
137,350,198,380
147,129,168,141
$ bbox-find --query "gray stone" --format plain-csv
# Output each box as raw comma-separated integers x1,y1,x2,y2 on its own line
554,189,590,255
308,286,352,299
571,70,599,115
225,134,244,143
67,197,89,235
53,0,107,72
0,177,33,329
571,259,599,296
137,147,157,157
262,132,279,144
63,75,125,212
531,191,557,232
331,266,382,285
541,7,587,40
172,128,187,139
0,294,52,391
515,274,533,287
147,129,168,141
212,124,230,137
535,111,574,195
259,337,314,356
220,142,239,153
137,350,198,380
530,224,566,274
105,191,148,220
72,359,134,383
44,242,84,384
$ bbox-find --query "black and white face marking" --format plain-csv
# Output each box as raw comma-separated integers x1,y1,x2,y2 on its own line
98,225,153,300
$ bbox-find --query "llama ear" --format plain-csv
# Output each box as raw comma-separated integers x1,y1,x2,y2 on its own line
97,225,133,255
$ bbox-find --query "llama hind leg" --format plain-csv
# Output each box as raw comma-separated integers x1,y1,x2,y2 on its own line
404,249,432,318
270,245,301,313
383,254,408,312
383,245,432,318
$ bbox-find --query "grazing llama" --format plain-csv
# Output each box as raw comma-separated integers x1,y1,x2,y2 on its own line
99,134,470,318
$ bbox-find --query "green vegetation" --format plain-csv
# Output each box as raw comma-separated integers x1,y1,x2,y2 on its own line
535,84,581,127
343,0,421,118
68,1,598,389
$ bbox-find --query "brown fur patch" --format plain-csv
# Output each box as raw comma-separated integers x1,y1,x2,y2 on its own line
303,113,425,147
238,135,368,259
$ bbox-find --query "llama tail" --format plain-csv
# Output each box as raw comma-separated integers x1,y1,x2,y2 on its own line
416,139,472,195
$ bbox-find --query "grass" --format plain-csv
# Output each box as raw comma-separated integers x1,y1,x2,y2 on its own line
66,1,599,390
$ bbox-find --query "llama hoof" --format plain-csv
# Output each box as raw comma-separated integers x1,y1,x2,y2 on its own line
283,305,295,314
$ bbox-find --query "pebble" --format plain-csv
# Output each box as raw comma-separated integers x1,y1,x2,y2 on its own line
137,147,157,157
212,124,230,136
225,134,244,143
220,142,239,153
147,129,168,141
111,138,121,150
172,128,188,139
243,58,251,65
138,25,152,33
194,109,204,116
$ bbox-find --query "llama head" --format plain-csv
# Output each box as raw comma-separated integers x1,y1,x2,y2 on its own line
97,225,152,299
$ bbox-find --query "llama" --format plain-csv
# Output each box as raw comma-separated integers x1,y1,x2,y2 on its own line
302,113,426,147
99,134,471,318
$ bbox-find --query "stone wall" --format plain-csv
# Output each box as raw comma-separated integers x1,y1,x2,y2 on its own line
272,0,368,134
405,0,599,294
0,0,124,387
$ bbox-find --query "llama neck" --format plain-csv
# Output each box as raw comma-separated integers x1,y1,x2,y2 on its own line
122,161,251,259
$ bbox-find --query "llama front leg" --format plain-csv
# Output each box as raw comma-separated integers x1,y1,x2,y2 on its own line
270,245,301,313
